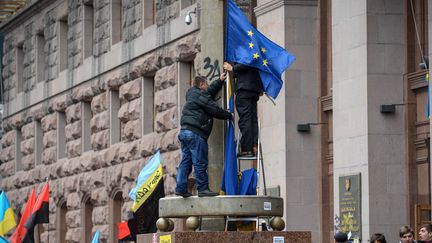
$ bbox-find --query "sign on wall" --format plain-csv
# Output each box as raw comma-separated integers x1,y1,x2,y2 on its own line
339,173,362,240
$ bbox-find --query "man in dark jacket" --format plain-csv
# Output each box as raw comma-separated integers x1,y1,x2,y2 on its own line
223,62,263,156
175,74,232,197
419,224,432,243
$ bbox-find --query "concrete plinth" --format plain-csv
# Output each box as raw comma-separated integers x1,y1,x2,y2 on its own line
138,231,311,243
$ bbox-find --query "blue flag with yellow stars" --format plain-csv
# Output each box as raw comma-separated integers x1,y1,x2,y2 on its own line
225,0,295,99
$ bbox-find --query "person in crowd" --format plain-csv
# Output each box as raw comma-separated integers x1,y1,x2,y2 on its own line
399,225,417,243
370,233,387,243
175,73,232,198
334,231,348,243
419,224,432,243
223,62,263,157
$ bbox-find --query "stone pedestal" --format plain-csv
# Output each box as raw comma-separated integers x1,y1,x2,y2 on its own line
137,231,311,243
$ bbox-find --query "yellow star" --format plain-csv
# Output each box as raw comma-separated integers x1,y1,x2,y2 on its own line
261,47,266,53
247,30,253,36
249,42,254,49
262,59,268,66
253,53,259,59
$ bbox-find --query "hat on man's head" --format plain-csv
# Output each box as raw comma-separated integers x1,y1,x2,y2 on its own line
334,231,348,242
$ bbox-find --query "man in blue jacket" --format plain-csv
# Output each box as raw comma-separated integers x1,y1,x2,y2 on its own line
175,73,232,197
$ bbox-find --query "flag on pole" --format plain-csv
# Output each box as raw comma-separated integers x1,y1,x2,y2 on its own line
221,74,239,195
129,151,165,234
0,192,16,236
91,230,99,243
10,188,36,243
0,236,8,243
224,0,295,99
22,183,49,243
427,73,430,118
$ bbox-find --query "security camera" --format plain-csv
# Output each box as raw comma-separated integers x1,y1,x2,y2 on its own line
185,12,192,25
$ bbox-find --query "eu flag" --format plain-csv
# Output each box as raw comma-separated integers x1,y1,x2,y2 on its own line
225,0,295,99
221,75,239,195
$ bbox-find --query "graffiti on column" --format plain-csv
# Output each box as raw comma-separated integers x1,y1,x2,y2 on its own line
203,57,221,82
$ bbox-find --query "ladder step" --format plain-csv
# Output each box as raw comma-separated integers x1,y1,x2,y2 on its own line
237,156,259,160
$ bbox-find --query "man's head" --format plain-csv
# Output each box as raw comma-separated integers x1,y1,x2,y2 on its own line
193,76,209,92
370,233,387,243
419,224,432,242
399,226,414,243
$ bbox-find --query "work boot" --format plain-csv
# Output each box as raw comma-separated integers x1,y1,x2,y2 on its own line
175,191,193,198
198,189,219,197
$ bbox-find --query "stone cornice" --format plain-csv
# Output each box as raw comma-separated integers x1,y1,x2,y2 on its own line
0,0,59,33
255,0,318,17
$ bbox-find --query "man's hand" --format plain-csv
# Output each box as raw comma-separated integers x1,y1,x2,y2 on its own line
223,62,233,71
220,71,227,81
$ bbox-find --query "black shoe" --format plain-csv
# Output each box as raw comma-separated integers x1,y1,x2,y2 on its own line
198,189,219,197
175,191,193,198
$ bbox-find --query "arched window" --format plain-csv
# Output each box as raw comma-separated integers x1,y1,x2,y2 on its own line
81,194,93,243
109,189,123,243
56,199,67,243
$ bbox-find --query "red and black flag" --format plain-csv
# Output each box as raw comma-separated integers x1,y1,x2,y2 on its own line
128,151,165,234
117,219,137,242
22,183,49,243
10,188,36,243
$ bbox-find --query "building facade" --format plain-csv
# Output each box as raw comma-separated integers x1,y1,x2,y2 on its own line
0,0,430,243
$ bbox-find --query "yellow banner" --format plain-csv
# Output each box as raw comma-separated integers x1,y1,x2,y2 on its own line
131,164,163,212
160,234,172,243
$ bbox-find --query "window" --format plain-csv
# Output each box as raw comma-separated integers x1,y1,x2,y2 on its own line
109,190,123,243
81,102,92,152
83,2,94,58
16,43,24,93
109,90,121,144
81,194,93,243
142,77,154,134
57,112,66,159
111,0,122,45
36,31,46,82
15,129,22,171
35,120,43,165
58,17,68,72
180,0,196,9
143,0,155,28
56,200,67,243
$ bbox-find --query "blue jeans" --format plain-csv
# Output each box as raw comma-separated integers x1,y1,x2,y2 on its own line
175,129,209,192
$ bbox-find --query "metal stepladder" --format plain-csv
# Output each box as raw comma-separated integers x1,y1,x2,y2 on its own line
224,119,270,231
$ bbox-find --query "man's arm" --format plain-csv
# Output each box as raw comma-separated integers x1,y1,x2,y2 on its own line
207,72,227,98
197,95,232,120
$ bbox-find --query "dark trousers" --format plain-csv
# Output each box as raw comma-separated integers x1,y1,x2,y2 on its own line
235,92,259,152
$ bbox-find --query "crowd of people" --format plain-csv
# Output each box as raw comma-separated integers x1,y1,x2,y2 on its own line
334,224,432,243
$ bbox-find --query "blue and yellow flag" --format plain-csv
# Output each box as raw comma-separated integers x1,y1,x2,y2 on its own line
221,75,239,195
0,192,16,236
225,0,295,99
91,230,99,243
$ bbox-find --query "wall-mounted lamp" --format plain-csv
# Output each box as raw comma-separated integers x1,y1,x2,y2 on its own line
184,8,197,25
296,123,326,133
379,103,404,114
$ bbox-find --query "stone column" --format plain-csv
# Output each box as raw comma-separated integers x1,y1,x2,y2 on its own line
332,0,407,242
429,0,432,210
198,0,225,192
256,0,320,241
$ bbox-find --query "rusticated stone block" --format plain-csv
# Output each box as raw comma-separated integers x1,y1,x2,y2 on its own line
41,113,57,132
155,106,178,132
130,52,161,77
91,130,109,151
50,94,71,112
161,149,181,176
90,111,109,133
21,122,35,139
21,154,35,171
102,143,121,165
1,130,16,146
92,206,108,225
155,64,177,91
8,113,24,129
121,159,141,182
90,187,108,206
91,92,108,114
119,78,141,102
155,84,177,112
127,98,141,121
62,175,79,194
66,209,81,228
66,192,81,210
123,119,142,142
161,128,180,152
41,230,56,243
118,102,129,122
163,174,176,195
118,140,139,162
65,227,81,243
105,164,123,193
139,132,161,157
175,34,200,62
0,146,14,162
65,121,82,141
66,139,82,158
103,67,127,90
42,147,57,165
29,103,47,120
43,130,56,148
65,103,82,124
71,84,94,102
0,161,14,177
92,224,109,242
121,201,133,221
